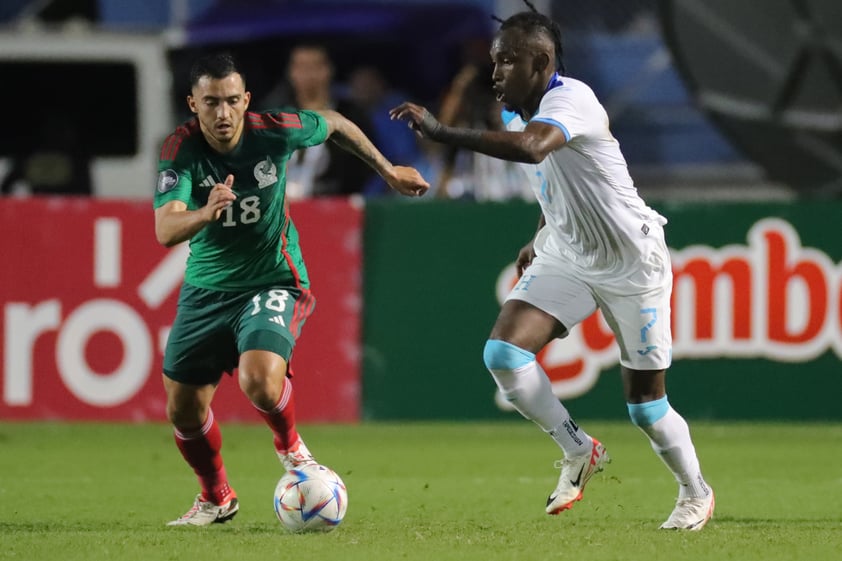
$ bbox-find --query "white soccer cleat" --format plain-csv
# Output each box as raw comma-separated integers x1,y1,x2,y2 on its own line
546,438,610,514
659,490,715,531
167,494,239,526
279,439,317,472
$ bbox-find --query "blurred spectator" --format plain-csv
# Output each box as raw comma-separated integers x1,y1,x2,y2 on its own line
434,40,529,201
346,65,423,196
2,0,98,26
1,116,92,196
260,44,377,199
36,0,99,24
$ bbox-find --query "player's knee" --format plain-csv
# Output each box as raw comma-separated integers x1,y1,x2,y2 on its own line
166,401,208,429
483,339,535,371
627,395,669,426
238,350,287,401
238,368,284,410
164,381,210,427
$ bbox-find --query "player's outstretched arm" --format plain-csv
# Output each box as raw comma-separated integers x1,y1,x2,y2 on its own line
316,109,429,197
154,175,237,247
389,102,566,164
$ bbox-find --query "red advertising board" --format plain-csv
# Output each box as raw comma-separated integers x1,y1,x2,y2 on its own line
0,197,361,422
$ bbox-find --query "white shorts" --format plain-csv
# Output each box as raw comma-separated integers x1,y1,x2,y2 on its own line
506,256,673,371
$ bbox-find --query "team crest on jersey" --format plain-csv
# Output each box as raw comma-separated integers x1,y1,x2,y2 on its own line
157,169,178,193
254,156,278,188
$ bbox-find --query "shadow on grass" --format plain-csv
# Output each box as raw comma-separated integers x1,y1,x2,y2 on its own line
0,521,286,535
710,515,841,528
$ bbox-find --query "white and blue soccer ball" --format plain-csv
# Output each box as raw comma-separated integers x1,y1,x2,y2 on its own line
273,464,348,532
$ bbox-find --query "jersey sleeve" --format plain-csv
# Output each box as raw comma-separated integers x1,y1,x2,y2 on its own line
262,109,329,151
532,85,605,143
153,134,194,209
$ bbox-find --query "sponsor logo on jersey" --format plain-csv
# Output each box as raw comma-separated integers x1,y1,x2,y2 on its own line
199,175,216,188
254,157,278,188
157,169,178,193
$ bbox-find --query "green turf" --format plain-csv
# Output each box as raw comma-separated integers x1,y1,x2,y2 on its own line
0,421,840,561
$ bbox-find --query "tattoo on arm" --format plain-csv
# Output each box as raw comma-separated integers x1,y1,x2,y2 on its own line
329,120,392,176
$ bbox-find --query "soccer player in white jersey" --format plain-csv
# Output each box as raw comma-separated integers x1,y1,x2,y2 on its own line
390,0,714,530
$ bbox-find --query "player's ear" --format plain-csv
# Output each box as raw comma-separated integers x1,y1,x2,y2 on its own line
533,52,551,73
243,91,251,110
187,95,198,114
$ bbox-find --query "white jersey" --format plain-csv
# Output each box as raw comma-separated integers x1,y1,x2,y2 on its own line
503,75,667,285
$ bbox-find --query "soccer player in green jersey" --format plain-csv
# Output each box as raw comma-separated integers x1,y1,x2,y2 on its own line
155,52,429,526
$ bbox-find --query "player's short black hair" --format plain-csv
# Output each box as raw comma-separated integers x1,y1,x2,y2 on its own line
189,52,245,89
495,0,565,74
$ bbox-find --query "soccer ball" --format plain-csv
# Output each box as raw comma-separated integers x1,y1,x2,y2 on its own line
273,464,348,532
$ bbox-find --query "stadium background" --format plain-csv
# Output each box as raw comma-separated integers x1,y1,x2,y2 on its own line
1,0,841,424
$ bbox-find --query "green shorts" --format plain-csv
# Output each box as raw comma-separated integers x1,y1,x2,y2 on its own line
162,282,315,385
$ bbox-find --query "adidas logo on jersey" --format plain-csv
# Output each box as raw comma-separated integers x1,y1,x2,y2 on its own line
269,316,286,326
199,175,216,188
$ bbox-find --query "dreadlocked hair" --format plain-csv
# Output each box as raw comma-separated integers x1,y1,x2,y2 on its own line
492,0,566,74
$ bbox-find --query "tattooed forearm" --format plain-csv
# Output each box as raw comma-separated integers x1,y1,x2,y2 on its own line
314,109,394,177
328,119,393,177
329,135,383,171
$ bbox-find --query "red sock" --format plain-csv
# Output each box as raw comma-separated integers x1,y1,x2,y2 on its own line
174,409,233,504
255,379,300,453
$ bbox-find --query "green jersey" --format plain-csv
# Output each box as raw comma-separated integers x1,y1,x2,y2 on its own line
154,110,328,291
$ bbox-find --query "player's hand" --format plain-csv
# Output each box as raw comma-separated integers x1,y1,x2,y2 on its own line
515,241,536,278
384,165,430,197
206,174,237,221
389,102,443,139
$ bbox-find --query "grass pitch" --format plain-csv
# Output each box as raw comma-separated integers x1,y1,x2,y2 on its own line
0,421,840,561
